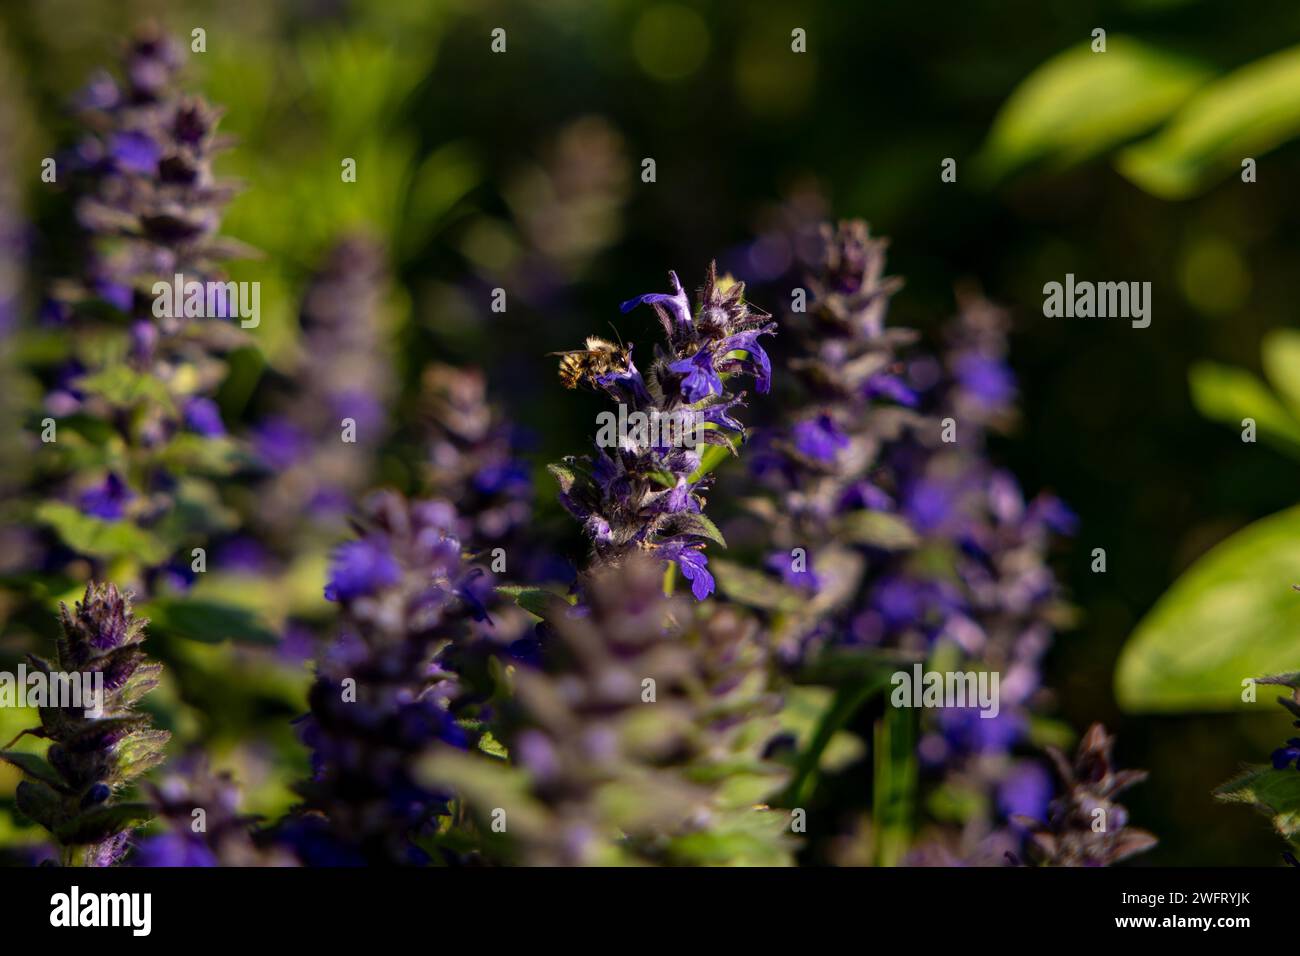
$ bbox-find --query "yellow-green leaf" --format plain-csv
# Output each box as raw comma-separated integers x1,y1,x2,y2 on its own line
1188,361,1300,455
34,502,171,566
1262,329,1300,421
1119,46,1300,198
1116,505,1300,712
977,38,1211,182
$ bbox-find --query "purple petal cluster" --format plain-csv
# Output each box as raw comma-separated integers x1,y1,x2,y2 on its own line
283,490,493,864
33,25,251,593
552,264,775,598
745,220,1078,852
65,27,242,326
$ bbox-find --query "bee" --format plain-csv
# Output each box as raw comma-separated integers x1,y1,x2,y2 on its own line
549,336,631,389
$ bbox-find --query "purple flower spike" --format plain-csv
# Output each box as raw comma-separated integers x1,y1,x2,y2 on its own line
1,585,169,867
553,262,774,601
290,492,497,864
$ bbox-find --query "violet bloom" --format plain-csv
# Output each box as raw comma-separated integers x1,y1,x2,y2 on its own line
552,264,775,599
793,414,849,463
998,761,1054,823
78,472,133,519
766,549,821,593
668,349,724,402
938,706,1026,756
323,538,402,602
183,396,226,437
746,220,918,646
108,130,161,174
954,353,1016,411
1272,738,1300,771
67,27,240,323
253,417,308,471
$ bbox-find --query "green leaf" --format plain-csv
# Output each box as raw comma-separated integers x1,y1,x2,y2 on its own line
14,780,62,831
775,669,895,808
74,366,174,409
838,510,920,550
710,559,802,613
546,461,582,495
1116,504,1300,712
114,729,171,782
795,646,920,686
141,598,279,645
476,730,508,760
1119,46,1300,199
54,803,154,846
33,502,171,566
665,809,795,866
494,585,574,620
157,434,247,476
0,752,65,790
688,442,736,483
666,512,727,548
43,413,115,445
1215,765,1300,838
977,38,1211,182
401,142,480,256
1188,361,1300,454
1262,329,1300,421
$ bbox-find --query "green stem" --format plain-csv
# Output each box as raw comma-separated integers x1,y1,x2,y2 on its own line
776,675,889,808
872,703,917,867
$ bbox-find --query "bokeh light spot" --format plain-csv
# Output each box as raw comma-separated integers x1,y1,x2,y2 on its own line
632,5,710,82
